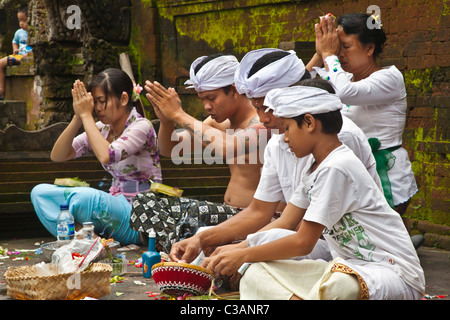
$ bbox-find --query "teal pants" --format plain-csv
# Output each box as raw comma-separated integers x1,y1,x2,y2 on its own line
31,184,141,245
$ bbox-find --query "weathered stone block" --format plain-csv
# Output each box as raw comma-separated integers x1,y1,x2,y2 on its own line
0,122,68,151
0,100,26,129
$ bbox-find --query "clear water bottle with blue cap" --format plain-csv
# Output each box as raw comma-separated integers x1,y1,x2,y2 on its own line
56,203,75,242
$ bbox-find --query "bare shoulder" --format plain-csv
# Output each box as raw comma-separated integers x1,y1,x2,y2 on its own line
203,115,230,132
245,115,265,132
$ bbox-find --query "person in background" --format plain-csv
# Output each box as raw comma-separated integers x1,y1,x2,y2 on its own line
0,5,32,99
308,13,423,248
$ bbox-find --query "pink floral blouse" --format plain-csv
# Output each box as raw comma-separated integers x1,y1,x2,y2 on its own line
72,107,162,198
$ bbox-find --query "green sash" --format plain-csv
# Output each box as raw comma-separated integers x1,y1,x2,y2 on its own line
368,138,401,208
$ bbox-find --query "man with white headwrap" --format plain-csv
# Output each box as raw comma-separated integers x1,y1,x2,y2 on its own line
165,50,332,285
174,50,380,267
140,54,268,253
202,86,425,300
235,48,381,205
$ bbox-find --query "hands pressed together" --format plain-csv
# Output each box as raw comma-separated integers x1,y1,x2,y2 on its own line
144,80,185,123
314,13,340,59
72,79,94,118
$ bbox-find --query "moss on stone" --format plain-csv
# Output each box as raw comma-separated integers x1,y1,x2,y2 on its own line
404,68,435,96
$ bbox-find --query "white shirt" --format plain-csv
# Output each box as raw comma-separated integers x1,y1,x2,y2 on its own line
290,145,425,294
340,116,382,191
316,55,407,149
315,56,418,205
254,118,382,205
254,134,309,204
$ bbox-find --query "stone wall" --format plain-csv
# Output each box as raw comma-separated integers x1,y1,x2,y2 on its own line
1,0,134,129
1,0,448,234
129,0,449,232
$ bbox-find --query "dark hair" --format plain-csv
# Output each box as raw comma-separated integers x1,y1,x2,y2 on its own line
337,12,387,58
18,5,27,15
194,53,233,94
248,50,311,81
293,78,342,134
87,68,145,118
298,78,336,94
293,110,342,134
194,53,225,74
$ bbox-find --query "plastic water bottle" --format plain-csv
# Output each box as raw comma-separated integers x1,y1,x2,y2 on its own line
142,229,161,278
81,222,94,240
56,204,75,242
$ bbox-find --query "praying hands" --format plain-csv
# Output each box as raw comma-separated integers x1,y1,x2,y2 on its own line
314,14,340,59
72,79,94,118
145,80,185,123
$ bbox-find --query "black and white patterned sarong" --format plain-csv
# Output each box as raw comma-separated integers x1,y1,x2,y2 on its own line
130,191,240,253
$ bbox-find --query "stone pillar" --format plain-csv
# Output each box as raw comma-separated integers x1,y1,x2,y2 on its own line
25,0,131,130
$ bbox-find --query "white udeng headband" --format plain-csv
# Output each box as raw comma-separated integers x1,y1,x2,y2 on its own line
234,48,306,98
265,86,343,118
184,55,239,92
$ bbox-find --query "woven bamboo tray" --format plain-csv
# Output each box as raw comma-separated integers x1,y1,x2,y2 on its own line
4,263,112,300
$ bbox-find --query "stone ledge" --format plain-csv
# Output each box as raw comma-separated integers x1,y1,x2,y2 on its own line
424,233,450,251
0,122,68,151
5,54,34,77
412,219,450,236
411,219,450,250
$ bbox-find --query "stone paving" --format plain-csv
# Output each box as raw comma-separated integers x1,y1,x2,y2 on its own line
0,236,448,301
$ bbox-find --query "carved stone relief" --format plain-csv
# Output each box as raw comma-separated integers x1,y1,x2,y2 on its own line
25,0,131,129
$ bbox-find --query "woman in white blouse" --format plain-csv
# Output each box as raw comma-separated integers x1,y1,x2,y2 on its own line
307,13,422,247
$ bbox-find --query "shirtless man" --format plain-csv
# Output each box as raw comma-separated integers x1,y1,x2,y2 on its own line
145,53,267,208
166,49,309,266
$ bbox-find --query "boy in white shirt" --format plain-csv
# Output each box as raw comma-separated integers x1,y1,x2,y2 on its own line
202,86,425,300
169,49,381,266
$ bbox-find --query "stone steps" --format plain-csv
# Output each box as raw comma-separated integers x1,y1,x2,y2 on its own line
0,121,230,239
0,150,230,239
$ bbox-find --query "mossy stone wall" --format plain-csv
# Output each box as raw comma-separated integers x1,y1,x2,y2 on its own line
129,0,449,230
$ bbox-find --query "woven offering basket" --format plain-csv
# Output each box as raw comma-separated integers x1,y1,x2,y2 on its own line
152,262,215,296
4,263,112,300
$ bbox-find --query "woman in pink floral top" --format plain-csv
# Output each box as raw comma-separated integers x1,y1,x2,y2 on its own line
31,69,162,245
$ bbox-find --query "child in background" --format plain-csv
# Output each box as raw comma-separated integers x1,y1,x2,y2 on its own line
0,6,32,99
202,86,425,300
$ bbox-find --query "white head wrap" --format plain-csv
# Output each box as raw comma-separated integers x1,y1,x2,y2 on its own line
265,86,343,118
184,55,239,92
234,48,305,98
